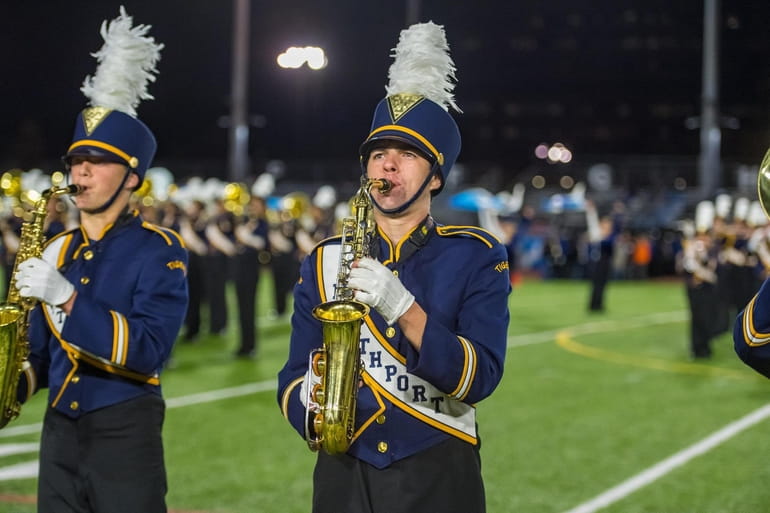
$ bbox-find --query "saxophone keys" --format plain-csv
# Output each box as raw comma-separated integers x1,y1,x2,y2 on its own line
311,351,325,376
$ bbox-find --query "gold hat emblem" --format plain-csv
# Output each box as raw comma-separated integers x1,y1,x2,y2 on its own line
387,94,424,122
81,107,113,135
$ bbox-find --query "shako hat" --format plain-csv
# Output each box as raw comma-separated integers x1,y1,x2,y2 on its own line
65,6,163,183
360,22,461,195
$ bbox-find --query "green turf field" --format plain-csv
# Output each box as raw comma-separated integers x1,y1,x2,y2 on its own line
1,275,770,513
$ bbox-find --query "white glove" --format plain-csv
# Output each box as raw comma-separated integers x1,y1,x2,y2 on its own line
15,257,75,306
347,257,415,325
299,369,310,408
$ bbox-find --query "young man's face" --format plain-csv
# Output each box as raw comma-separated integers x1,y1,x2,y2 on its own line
68,155,137,212
365,141,441,213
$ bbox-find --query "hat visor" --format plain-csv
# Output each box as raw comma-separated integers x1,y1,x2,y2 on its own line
359,133,434,163
64,145,127,165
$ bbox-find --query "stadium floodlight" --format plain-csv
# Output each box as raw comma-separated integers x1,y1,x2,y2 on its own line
277,46,328,70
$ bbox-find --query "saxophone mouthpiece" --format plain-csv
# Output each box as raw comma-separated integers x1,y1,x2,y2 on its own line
375,179,391,194
66,184,83,196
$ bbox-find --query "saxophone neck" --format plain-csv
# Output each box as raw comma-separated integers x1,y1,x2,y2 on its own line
42,184,82,200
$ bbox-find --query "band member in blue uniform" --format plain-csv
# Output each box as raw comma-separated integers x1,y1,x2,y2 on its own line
735,263,770,376
234,194,271,358
277,22,510,513
14,9,187,513
735,200,770,376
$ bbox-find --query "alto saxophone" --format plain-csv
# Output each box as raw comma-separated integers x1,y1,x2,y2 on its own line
305,177,391,454
0,184,81,428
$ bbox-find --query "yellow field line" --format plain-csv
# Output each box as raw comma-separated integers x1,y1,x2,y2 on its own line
555,332,758,381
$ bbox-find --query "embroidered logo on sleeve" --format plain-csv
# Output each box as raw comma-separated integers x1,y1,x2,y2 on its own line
494,261,509,273
167,260,187,275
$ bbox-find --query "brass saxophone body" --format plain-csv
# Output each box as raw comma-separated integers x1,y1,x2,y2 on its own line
306,177,390,454
0,184,81,428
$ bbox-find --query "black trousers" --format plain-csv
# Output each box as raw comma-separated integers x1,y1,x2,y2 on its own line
312,436,486,513
206,253,230,333
589,257,611,311
270,253,299,316
38,394,167,513
687,282,719,358
234,251,260,355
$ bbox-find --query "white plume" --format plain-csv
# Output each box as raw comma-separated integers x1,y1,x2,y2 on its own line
386,21,460,113
80,6,163,117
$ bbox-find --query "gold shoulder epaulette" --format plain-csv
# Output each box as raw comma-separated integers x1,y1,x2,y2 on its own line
436,225,500,248
141,222,186,248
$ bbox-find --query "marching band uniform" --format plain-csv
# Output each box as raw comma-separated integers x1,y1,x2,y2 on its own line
179,199,208,341
734,274,770,377
233,196,271,357
682,202,719,359
585,201,624,312
269,214,301,317
277,22,509,513
204,200,236,335
279,219,509,464
14,9,187,512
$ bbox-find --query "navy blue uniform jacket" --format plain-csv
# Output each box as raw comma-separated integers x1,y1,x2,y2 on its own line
18,211,188,417
734,277,770,378
278,219,511,469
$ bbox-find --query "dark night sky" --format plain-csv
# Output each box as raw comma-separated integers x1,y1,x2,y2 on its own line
2,1,770,183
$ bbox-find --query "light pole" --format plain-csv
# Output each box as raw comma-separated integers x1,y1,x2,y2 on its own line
228,0,250,183
698,0,720,198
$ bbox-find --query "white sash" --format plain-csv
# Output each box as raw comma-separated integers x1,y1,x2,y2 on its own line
318,244,477,442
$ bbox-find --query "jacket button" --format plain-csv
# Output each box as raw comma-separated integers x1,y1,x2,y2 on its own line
377,441,388,453
84,250,94,260
392,270,399,277
71,376,80,384
385,327,395,338
69,401,79,410
376,414,386,424
80,277,90,285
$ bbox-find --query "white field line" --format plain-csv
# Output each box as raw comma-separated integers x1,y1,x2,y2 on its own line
507,310,687,348
0,443,37,457
562,402,770,513
0,461,37,480
165,380,277,408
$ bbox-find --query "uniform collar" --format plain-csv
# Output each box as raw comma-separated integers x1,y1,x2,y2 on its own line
375,215,435,263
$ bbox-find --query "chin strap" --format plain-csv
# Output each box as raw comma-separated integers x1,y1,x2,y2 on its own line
369,161,440,215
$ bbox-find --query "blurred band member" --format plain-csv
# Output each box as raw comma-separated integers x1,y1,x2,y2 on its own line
269,207,301,318
233,195,270,358
681,202,719,359
179,199,208,341
205,198,236,335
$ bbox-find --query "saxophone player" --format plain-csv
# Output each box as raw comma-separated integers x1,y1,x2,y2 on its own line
13,9,187,513
277,22,510,513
